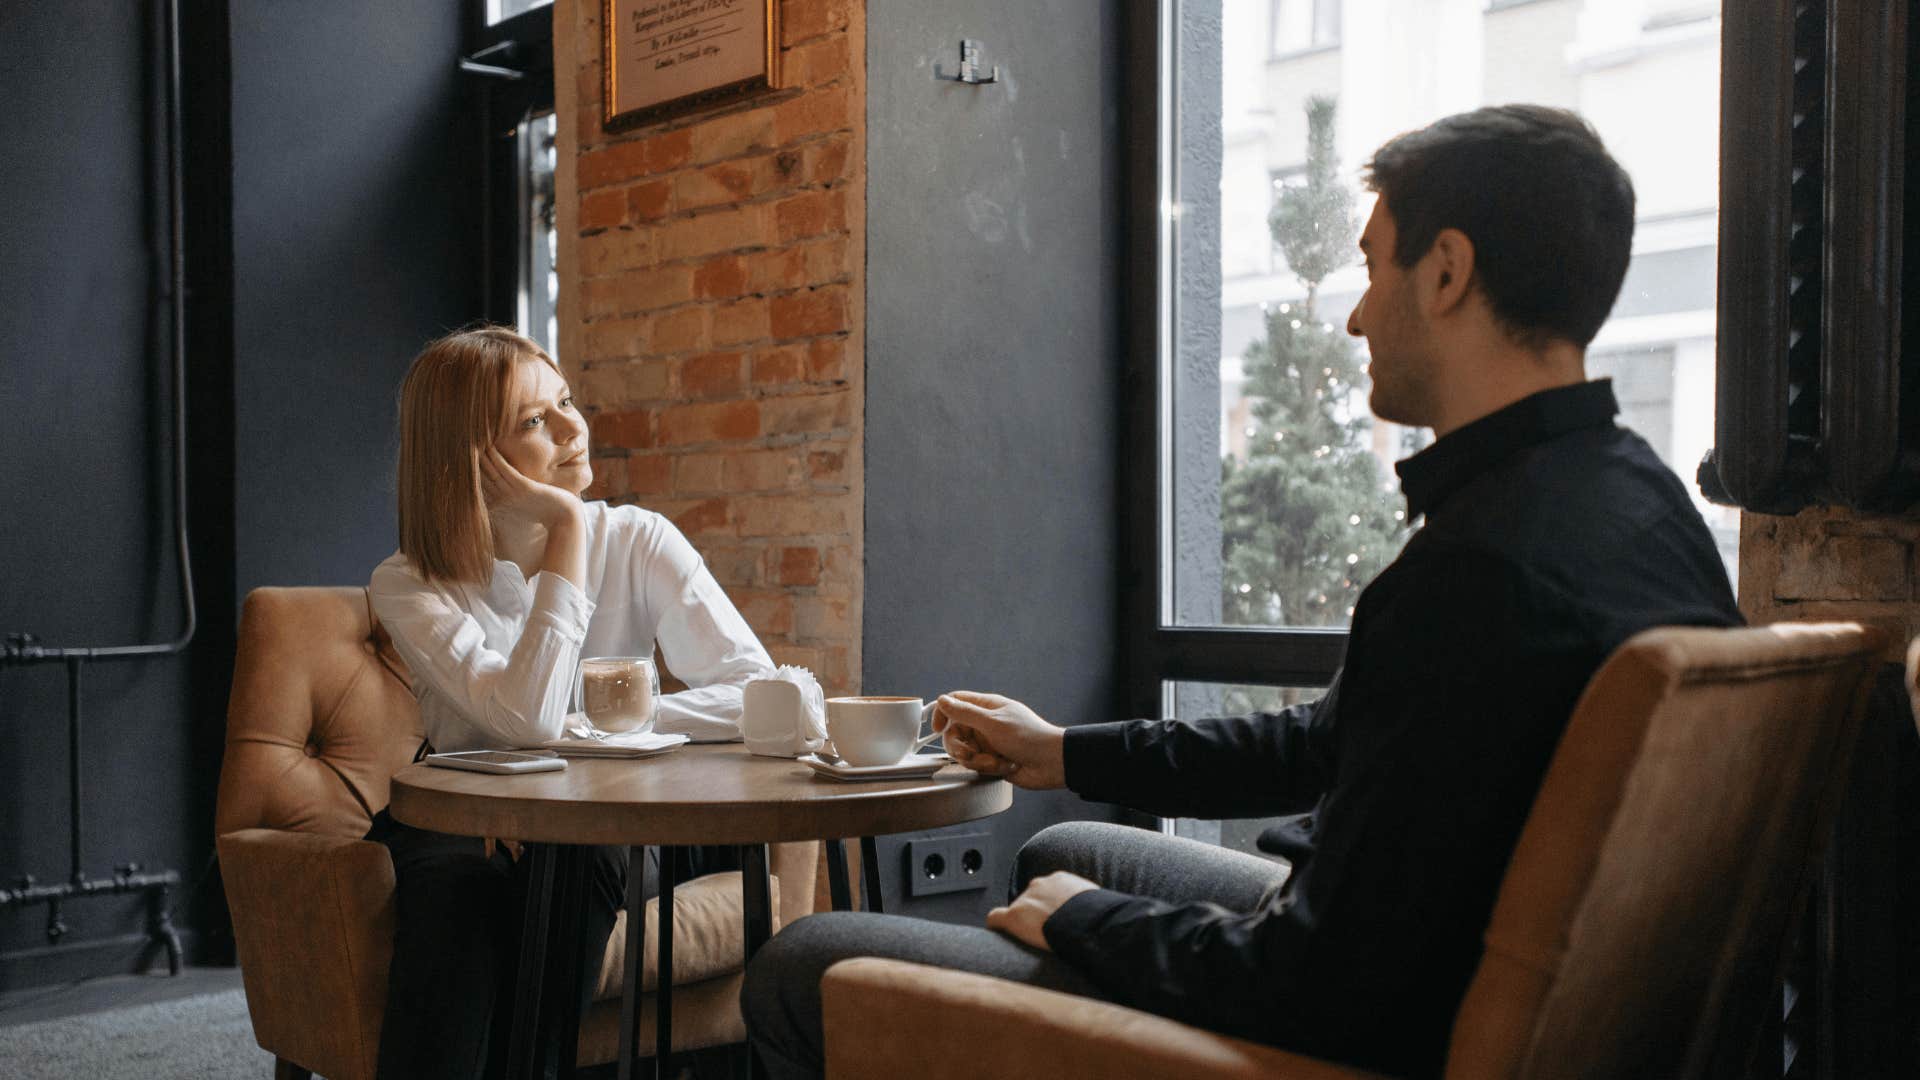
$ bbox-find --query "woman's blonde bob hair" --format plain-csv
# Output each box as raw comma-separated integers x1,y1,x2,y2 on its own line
396,325,561,584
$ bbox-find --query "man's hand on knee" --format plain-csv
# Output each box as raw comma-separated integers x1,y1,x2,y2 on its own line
985,871,1100,951
933,692,1068,790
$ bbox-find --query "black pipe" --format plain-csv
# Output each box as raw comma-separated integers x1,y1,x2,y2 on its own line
67,658,82,885
1,0,193,668
0,868,183,907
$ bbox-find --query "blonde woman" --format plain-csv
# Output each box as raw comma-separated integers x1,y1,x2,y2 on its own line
367,325,773,1079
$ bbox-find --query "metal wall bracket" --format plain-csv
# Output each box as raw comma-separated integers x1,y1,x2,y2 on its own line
939,39,1000,85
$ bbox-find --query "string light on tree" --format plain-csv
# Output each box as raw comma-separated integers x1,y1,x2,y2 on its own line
1219,94,1408,644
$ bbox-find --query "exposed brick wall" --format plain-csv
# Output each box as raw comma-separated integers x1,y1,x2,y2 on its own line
553,0,863,693
1740,508,1920,662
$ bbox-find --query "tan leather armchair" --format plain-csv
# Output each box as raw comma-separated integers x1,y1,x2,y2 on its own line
216,586,817,1080
823,622,1883,1079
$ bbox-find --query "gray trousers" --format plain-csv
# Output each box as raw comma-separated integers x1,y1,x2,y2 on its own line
740,821,1292,1079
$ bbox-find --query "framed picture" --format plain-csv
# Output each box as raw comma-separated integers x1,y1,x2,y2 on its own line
603,0,781,132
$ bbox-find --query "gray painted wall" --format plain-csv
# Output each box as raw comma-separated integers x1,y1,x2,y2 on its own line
864,0,1127,921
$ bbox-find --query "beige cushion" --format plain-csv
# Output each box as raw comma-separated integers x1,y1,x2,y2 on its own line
592,870,781,999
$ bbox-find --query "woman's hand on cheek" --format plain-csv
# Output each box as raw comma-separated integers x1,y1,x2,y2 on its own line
479,446,582,531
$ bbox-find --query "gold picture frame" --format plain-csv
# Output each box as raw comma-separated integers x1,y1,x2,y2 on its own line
602,0,781,133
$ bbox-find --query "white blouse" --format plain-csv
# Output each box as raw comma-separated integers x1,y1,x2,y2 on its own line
368,500,774,752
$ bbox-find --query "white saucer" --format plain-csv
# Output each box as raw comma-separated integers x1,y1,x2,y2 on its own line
800,752,952,782
540,731,689,758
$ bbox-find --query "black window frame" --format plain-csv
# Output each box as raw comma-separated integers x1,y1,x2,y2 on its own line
1119,0,1348,723
463,2,556,331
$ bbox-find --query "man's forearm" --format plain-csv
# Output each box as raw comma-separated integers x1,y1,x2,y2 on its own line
1062,706,1331,819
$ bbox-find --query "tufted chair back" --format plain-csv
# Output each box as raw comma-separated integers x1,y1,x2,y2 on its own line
216,586,423,838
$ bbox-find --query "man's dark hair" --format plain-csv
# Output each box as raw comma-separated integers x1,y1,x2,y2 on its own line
1363,104,1635,350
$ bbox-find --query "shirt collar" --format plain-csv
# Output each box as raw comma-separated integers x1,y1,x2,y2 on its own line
1394,379,1621,518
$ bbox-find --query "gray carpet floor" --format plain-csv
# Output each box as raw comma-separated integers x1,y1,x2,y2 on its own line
0,985,274,1079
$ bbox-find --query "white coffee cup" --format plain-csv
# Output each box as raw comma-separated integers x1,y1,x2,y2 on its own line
825,696,941,767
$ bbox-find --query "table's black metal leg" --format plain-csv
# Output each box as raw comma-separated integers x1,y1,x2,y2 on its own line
824,837,852,912
547,846,588,1080
741,843,773,959
860,836,883,914
508,843,558,1079
617,845,649,1080
740,843,774,1080
657,845,679,1077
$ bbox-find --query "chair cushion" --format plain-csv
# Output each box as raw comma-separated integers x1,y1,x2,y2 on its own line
592,871,781,999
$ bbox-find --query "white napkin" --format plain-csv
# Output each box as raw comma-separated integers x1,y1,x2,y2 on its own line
742,667,828,758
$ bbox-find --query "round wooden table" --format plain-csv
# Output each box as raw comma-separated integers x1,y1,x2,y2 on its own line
390,744,1011,1079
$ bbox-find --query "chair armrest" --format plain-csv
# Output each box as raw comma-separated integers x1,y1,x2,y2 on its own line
821,959,1389,1080
218,828,395,1080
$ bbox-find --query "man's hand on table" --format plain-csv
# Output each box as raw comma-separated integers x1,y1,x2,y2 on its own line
986,871,1101,951
932,691,1068,790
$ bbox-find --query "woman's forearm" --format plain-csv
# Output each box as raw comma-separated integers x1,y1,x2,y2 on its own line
539,505,588,590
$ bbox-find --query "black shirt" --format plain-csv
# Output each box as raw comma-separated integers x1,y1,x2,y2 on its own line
1043,381,1740,1077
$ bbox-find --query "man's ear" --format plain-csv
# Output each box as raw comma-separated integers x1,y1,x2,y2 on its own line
1423,228,1476,317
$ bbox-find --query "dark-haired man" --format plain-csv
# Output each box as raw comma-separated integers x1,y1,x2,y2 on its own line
743,105,1740,1079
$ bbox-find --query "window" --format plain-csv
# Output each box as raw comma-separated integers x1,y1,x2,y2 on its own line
518,112,560,357
1163,682,1318,859
1123,0,1733,731
488,0,552,26
1270,0,1341,56
468,1,556,348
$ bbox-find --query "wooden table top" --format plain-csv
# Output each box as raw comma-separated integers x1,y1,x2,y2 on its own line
388,743,1013,846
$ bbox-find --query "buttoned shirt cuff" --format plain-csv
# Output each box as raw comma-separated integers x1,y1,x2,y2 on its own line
529,570,595,645
1041,887,1135,962
1062,722,1134,803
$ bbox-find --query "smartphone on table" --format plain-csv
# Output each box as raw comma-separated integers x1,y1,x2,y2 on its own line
424,750,566,775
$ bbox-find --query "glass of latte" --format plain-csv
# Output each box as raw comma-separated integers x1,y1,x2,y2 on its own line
579,656,659,735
